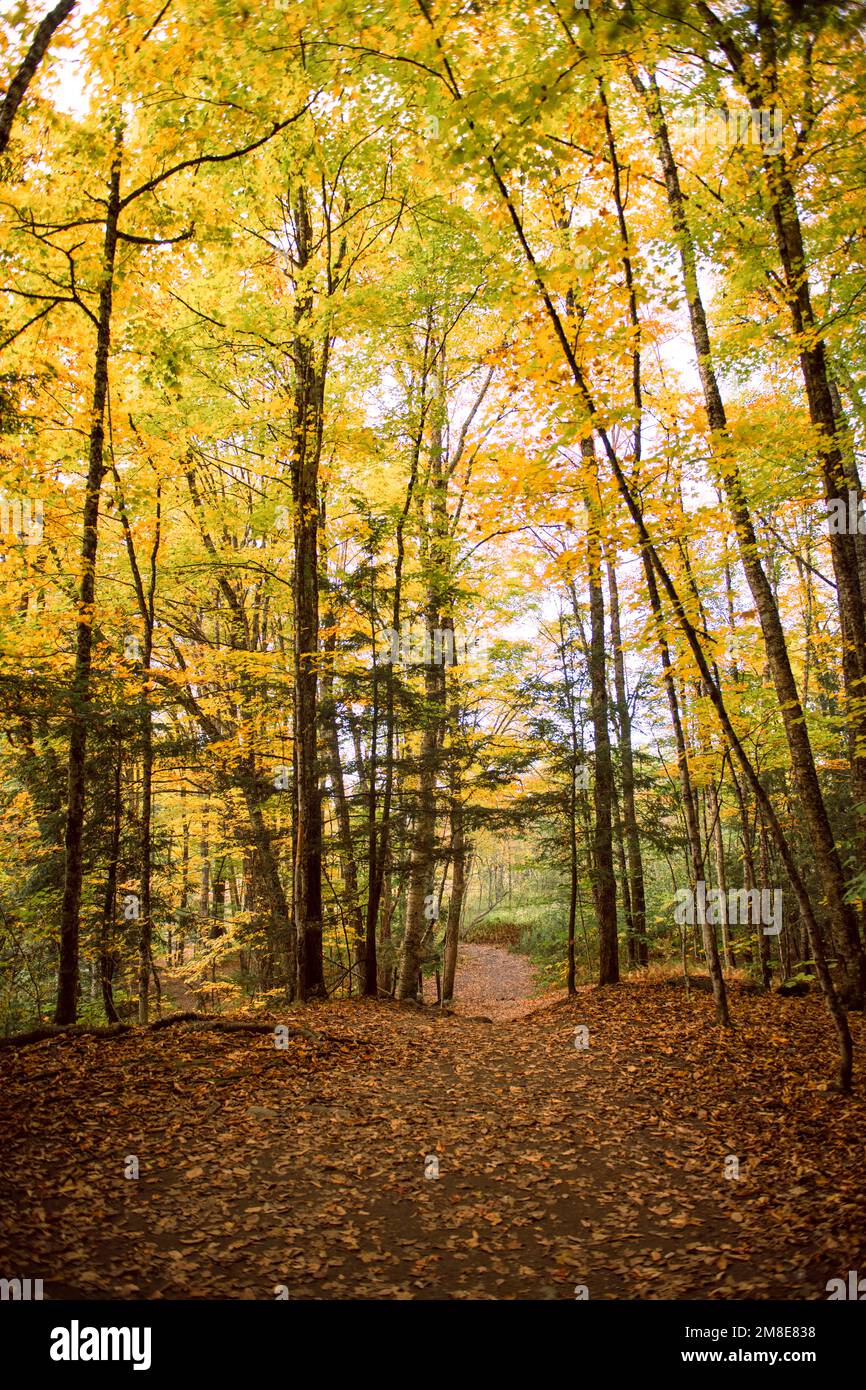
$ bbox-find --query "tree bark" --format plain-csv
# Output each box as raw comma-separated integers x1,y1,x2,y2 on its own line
177,793,189,967
239,770,295,999
557,605,581,994
290,185,325,1001
55,136,122,1025
114,472,161,1024
707,776,735,970
99,733,122,1024
612,779,633,968
729,759,761,975
758,813,774,990
584,464,619,986
365,325,431,994
642,552,730,1025
606,547,647,965
397,357,448,1000
321,631,365,988
442,640,465,1004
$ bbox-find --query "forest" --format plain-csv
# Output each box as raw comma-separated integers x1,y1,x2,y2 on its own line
1,0,866,1313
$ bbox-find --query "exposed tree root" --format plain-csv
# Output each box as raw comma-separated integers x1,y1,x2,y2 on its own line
0,1013,323,1048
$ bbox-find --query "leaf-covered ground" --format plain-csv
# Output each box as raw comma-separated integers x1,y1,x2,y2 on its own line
1,971,864,1300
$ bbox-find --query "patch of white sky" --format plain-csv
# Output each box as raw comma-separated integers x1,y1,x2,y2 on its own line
2,0,98,118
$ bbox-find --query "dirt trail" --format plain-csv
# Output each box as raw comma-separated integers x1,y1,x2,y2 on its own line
423,942,563,1021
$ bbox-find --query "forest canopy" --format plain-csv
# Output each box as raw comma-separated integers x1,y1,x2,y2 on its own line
2,0,866,1096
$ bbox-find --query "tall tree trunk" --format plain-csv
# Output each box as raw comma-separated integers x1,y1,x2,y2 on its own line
363,586,382,996
55,137,122,1025
567,763,579,992
729,759,760,972
829,378,866,950
698,0,866,695
442,642,465,1005
240,772,295,999
556,606,581,994
606,548,647,965
559,313,618,981
398,695,439,999
321,632,365,989
584,469,619,986
642,553,730,1025
596,83,648,972
291,185,325,1001
115,477,161,1025
99,732,122,1024
708,774,735,971
365,326,431,994
397,358,448,1000
378,848,395,994
441,799,464,1006
396,623,445,1000
177,794,189,967
758,815,774,990
199,805,209,923
137,692,153,1023
612,779,633,968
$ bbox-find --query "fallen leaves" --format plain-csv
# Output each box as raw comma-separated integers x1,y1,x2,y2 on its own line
0,983,864,1299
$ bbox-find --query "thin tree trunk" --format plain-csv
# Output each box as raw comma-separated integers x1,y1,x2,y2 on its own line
115,474,161,1025
612,779,633,968
137,702,153,1023
55,136,122,1025
758,816,774,990
557,606,580,995
642,554,731,1024
606,548,647,965
99,733,122,1024
442,642,465,1005
177,795,189,967
397,356,448,999
199,806,209,923
291,185,325,1002
378,848,395,994
709,771,735,970
321,632,365,988
728,758,759,970
584,455,619,986
365,325,431,994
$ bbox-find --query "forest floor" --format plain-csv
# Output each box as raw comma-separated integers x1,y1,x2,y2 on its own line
1,949,865,1300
